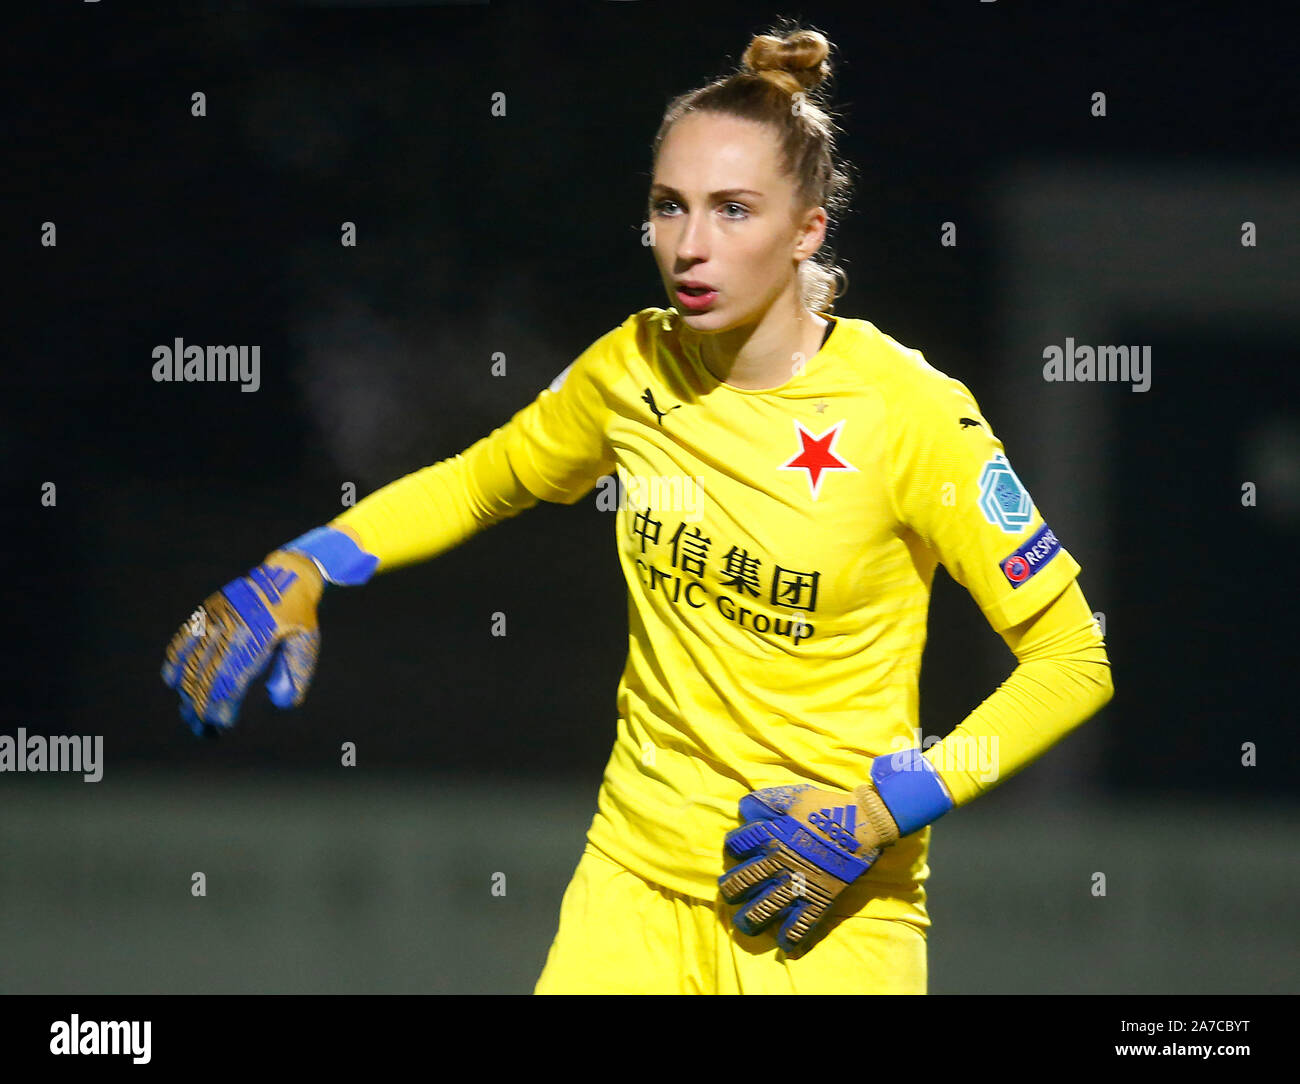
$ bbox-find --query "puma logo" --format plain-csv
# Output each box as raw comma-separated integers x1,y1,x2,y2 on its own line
643,387,681,425
959,417,982,429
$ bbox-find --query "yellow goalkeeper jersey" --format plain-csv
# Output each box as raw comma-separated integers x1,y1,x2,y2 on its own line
336,305,1084,927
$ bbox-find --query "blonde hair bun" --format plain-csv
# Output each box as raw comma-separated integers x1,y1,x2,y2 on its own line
741,28,833,97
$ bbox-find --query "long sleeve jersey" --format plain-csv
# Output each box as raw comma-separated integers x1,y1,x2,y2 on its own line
331,306,1114,928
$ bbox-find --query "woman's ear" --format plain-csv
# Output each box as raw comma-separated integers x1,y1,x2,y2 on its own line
794,204,828,260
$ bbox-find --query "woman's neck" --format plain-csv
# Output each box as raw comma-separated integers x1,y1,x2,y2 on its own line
696,306,830,391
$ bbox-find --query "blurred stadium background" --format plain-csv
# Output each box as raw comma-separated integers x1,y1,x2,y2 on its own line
3,3,1296,993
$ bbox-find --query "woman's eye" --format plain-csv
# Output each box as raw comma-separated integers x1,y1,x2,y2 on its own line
650,200,748,219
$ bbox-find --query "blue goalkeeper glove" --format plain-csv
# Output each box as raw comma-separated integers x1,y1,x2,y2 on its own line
719,748,955,953
161,525,379,738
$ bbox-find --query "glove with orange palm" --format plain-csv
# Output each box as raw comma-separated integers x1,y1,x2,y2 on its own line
719,749,954,953
161,525,378,737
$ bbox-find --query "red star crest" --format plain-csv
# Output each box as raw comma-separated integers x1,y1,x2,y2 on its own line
778,419,857,499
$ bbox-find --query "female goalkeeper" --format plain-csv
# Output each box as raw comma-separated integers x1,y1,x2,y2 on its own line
162,23,1113,994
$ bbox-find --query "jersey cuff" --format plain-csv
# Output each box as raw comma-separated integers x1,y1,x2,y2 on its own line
871,748,956,836
285,525,380,586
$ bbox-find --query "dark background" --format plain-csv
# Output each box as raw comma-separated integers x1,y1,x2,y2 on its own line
2,1,1296,994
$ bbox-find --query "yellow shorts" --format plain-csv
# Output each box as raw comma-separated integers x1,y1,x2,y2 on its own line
534,842,927,994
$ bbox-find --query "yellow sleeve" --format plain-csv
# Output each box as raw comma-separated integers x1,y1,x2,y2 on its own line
501,320,620,505
328,422,539,574
922,578,1115,807
327,318,624,573
888,364,1081,631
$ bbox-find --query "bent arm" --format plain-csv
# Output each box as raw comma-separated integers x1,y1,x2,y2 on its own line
923,579,1115,808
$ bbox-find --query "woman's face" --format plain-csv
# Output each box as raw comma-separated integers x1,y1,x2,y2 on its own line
648,110,825,329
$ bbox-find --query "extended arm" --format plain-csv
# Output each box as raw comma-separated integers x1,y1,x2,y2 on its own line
327,422,540,575
161,315,624,734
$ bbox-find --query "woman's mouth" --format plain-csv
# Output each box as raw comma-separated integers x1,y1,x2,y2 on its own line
676,285,718,312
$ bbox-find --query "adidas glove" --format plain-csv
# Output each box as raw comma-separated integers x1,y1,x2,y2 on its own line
719,748,955,953
161,525,379,738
